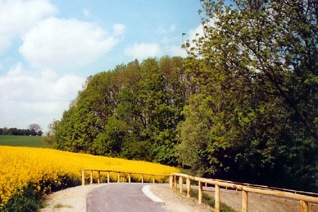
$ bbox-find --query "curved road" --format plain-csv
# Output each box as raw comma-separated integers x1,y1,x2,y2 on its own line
86,183,167,212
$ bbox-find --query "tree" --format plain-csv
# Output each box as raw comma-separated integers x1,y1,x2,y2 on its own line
136,58,187,165
178,0,318,191
47,57,188,165
28,124,40,132
28,124,42,136
41,120,59,147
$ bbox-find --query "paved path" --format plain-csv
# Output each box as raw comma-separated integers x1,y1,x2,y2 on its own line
86,183,167,212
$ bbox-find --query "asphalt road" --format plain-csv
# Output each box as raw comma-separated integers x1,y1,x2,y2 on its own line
86,183,167,212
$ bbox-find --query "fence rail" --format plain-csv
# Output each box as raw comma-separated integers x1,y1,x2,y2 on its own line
82,169,318,212
169,173,318,212
81,169,169,185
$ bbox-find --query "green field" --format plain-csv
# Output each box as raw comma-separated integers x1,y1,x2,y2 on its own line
0,135,43,147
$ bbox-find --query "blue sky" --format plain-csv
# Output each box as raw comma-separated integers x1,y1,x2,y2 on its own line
0,0,203,131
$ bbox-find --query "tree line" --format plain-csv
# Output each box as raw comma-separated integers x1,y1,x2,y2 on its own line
0,124,43,136
45,0,318,192
44,57,188,165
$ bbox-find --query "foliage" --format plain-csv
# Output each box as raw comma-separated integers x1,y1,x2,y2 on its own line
177,0,318,191
0,127,42,136
0,146,179,210
49,57,188,166
4,183,47,212
44,0,318,192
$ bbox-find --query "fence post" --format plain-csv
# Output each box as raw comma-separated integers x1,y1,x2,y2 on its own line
186,177,191,198
117,173,120,183
82,170,85,186
170,175,174,189
141,174,144,183
179,176,183,194
153,175,155,184
90,170,93,184
173,176,177,190
242,189,248,212
97,171,101,184
128,173,131,183
215,184,220,212
198,181,203,204
300,200,308,212
107,172,110,183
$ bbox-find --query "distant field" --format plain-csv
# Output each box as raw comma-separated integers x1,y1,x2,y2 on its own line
0,135,42,147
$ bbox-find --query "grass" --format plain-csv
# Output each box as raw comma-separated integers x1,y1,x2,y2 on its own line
0,135,42,147
194,190,236,212
53,203,72,209
180,188,237,212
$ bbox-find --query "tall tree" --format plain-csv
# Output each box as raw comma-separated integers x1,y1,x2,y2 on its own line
48,57,188,165
178,0,318,191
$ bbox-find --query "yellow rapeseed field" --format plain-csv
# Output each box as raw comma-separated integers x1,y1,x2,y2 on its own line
0,146,179,209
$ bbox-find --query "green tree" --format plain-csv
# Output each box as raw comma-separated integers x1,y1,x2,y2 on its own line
94,116,128,156
136,58,187,165
47,57,188,166
178,0,318,191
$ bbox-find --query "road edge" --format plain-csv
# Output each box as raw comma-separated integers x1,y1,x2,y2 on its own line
142,185,164,203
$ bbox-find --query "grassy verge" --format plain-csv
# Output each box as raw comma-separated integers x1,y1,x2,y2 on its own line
3,174,80,211
179,169,236,211
177,188,236,212
192,190,236,212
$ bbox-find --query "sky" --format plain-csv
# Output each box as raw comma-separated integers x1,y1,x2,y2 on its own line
0,0,203,132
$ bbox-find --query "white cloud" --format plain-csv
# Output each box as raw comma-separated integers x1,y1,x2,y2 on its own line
19,17,119,70
123,23,200,61
166,45,187,57
0,36,10,55
187,17,218,42
124,41,188,61
124,43,161,60
0,63,84,130
0,0,57,53
188,24,204,42
178,23,206,58
113,23,125,36
0,0,126,130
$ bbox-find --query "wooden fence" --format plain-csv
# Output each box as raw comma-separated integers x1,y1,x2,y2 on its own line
169,173,318,212
82,169,318,212
81,169,169,185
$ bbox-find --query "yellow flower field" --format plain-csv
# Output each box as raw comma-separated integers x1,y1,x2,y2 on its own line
0,146,179,209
